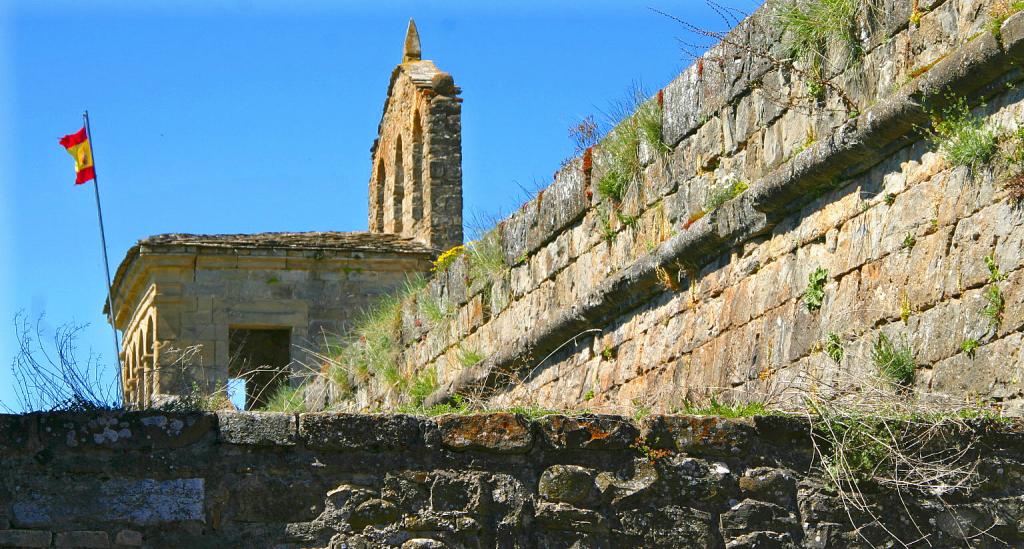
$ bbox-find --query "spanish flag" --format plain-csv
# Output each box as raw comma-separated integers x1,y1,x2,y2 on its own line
59,127,95,184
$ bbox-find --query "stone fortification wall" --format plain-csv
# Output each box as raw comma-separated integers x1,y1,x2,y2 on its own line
344,1,1024,412
2,410,1024,548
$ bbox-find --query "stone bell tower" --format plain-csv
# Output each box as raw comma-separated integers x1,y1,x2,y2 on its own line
368,19,464,253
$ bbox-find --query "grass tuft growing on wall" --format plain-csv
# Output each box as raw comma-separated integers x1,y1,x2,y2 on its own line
407,367,439,407
465,230,507,288
924,95,998,170
703,177,749,212
263,384,307,413
676,397,770,418
596,85,669,202
988,0,1024,40
776,0,864,94
872,333,915,386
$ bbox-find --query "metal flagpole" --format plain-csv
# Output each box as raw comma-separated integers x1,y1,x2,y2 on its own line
82,110,124,398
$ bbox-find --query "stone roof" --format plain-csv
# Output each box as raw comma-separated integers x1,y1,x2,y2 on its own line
107,231,435,314
137,231,434,254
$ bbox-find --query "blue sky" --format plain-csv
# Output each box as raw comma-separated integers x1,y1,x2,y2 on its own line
0,0,757,411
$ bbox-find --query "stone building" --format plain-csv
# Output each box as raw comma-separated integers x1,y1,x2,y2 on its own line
107,20,462,409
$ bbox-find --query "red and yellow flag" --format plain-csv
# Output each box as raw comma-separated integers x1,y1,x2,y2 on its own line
59,127,95,184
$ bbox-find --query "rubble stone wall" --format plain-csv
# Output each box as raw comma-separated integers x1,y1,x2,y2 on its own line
349,2,1024,412
2,411,1023,548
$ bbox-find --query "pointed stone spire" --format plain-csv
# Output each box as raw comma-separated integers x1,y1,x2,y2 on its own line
403,18,421,63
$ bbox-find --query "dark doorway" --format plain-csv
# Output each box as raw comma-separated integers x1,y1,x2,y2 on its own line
228,328,291,410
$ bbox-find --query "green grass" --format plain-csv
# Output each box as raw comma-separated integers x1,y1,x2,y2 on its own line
407,367,438,407
465,230,507,288
985,253,1006,283
703,178,749,212
506,405,561,420
825,332,844,362
804,267,829,311
597,206,617,243
397,394,471,417
925,95,998,170
901,232,916,250
262,384,307,413
615,212,638,228
635,98,670,156
961,338,981,358
988,0,1024,40
597,167,632,202
982,284,1005,330
676,397,771,417
396,395,560,419
327,275,427,395
419,291,450,327
872,333,916,386
776,0,863,91
812,410,891,485
456,346,486,369
596,86,668,202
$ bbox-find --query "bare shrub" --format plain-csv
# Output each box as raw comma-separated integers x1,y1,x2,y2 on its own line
7,311,121,412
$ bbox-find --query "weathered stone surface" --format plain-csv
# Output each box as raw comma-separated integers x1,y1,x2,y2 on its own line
113,530,142,547
644,416,755,457
538,465,598,507
538,414,639,450
617,505,718,548
217,411,296,446
534,501,608,533
401,539,447,549
0,529,51,548
349,499,400,531
55,530,110,548
434,413,533,453
299,413,420,451
721,499,800,540
3,412,1024,546
37,412,213,451
738,468,797,509
11,478,204,528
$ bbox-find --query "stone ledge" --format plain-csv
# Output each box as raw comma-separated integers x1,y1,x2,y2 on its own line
55,530,109,548
538,414,640,450
216,411,297,447
434,413,534,454
0,529,51,548
299,413,421,452
35,411,213,451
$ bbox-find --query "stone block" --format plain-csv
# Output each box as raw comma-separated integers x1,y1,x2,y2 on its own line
617,505,716,547
299,413,421,452
55,530,110,548
538,465,598,508
12,478,204,528
0,529,51,548
217,412,297,446
113,530,142,547
0,414,36,452
538,414,639,450
1003,11,1024,62
662,65,701,147
349,499,399,532
529,164,587,254
534,501,608,533
720,499,799,541
37,411,213,451
434,413,533,454
643,415,756,458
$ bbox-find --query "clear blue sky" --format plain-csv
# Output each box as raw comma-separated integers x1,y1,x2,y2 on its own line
0,0,757,411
